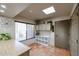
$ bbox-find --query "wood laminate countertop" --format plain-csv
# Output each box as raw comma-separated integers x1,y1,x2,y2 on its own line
0,40,31,56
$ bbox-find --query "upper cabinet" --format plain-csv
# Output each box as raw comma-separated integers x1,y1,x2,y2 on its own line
36,23,50,31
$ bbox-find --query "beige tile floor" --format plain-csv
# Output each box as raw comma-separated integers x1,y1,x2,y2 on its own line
29,43,70,56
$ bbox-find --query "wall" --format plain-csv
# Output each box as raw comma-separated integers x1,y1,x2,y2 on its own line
70,5,79,56
0,16,15,39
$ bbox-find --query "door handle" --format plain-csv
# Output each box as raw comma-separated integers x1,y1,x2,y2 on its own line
76,40,78,44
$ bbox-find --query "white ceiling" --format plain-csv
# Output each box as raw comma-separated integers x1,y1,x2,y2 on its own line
0,3,75,20
0,3,31,17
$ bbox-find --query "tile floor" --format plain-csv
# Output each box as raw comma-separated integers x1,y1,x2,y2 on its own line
29,43,70,56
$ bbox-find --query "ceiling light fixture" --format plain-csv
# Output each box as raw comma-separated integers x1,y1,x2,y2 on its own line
1,4,6,9
0,9,5,13
42,6,55,15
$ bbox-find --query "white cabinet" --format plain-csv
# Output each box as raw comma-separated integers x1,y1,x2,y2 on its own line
36,24,50,31
36,25,39,30
45,24,50,30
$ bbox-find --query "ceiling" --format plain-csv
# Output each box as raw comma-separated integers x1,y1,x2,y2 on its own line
0,3,75,20
0,3,30,17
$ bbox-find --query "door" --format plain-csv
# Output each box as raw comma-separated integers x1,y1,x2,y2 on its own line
55,20,70,50
15,22,27,41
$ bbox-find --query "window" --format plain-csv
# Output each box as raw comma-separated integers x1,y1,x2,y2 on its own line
15,22,35,41
26,24,35,39
15,22,27,41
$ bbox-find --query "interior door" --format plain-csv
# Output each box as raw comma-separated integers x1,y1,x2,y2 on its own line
55,20,70,50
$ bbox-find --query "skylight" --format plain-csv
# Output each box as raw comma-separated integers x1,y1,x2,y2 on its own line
42,6,55,15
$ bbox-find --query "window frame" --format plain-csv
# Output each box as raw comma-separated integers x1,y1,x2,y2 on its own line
15,21,35,40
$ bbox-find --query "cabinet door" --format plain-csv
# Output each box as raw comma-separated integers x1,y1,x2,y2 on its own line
43,24,50,30
37,24,50,30
47,24,50,30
